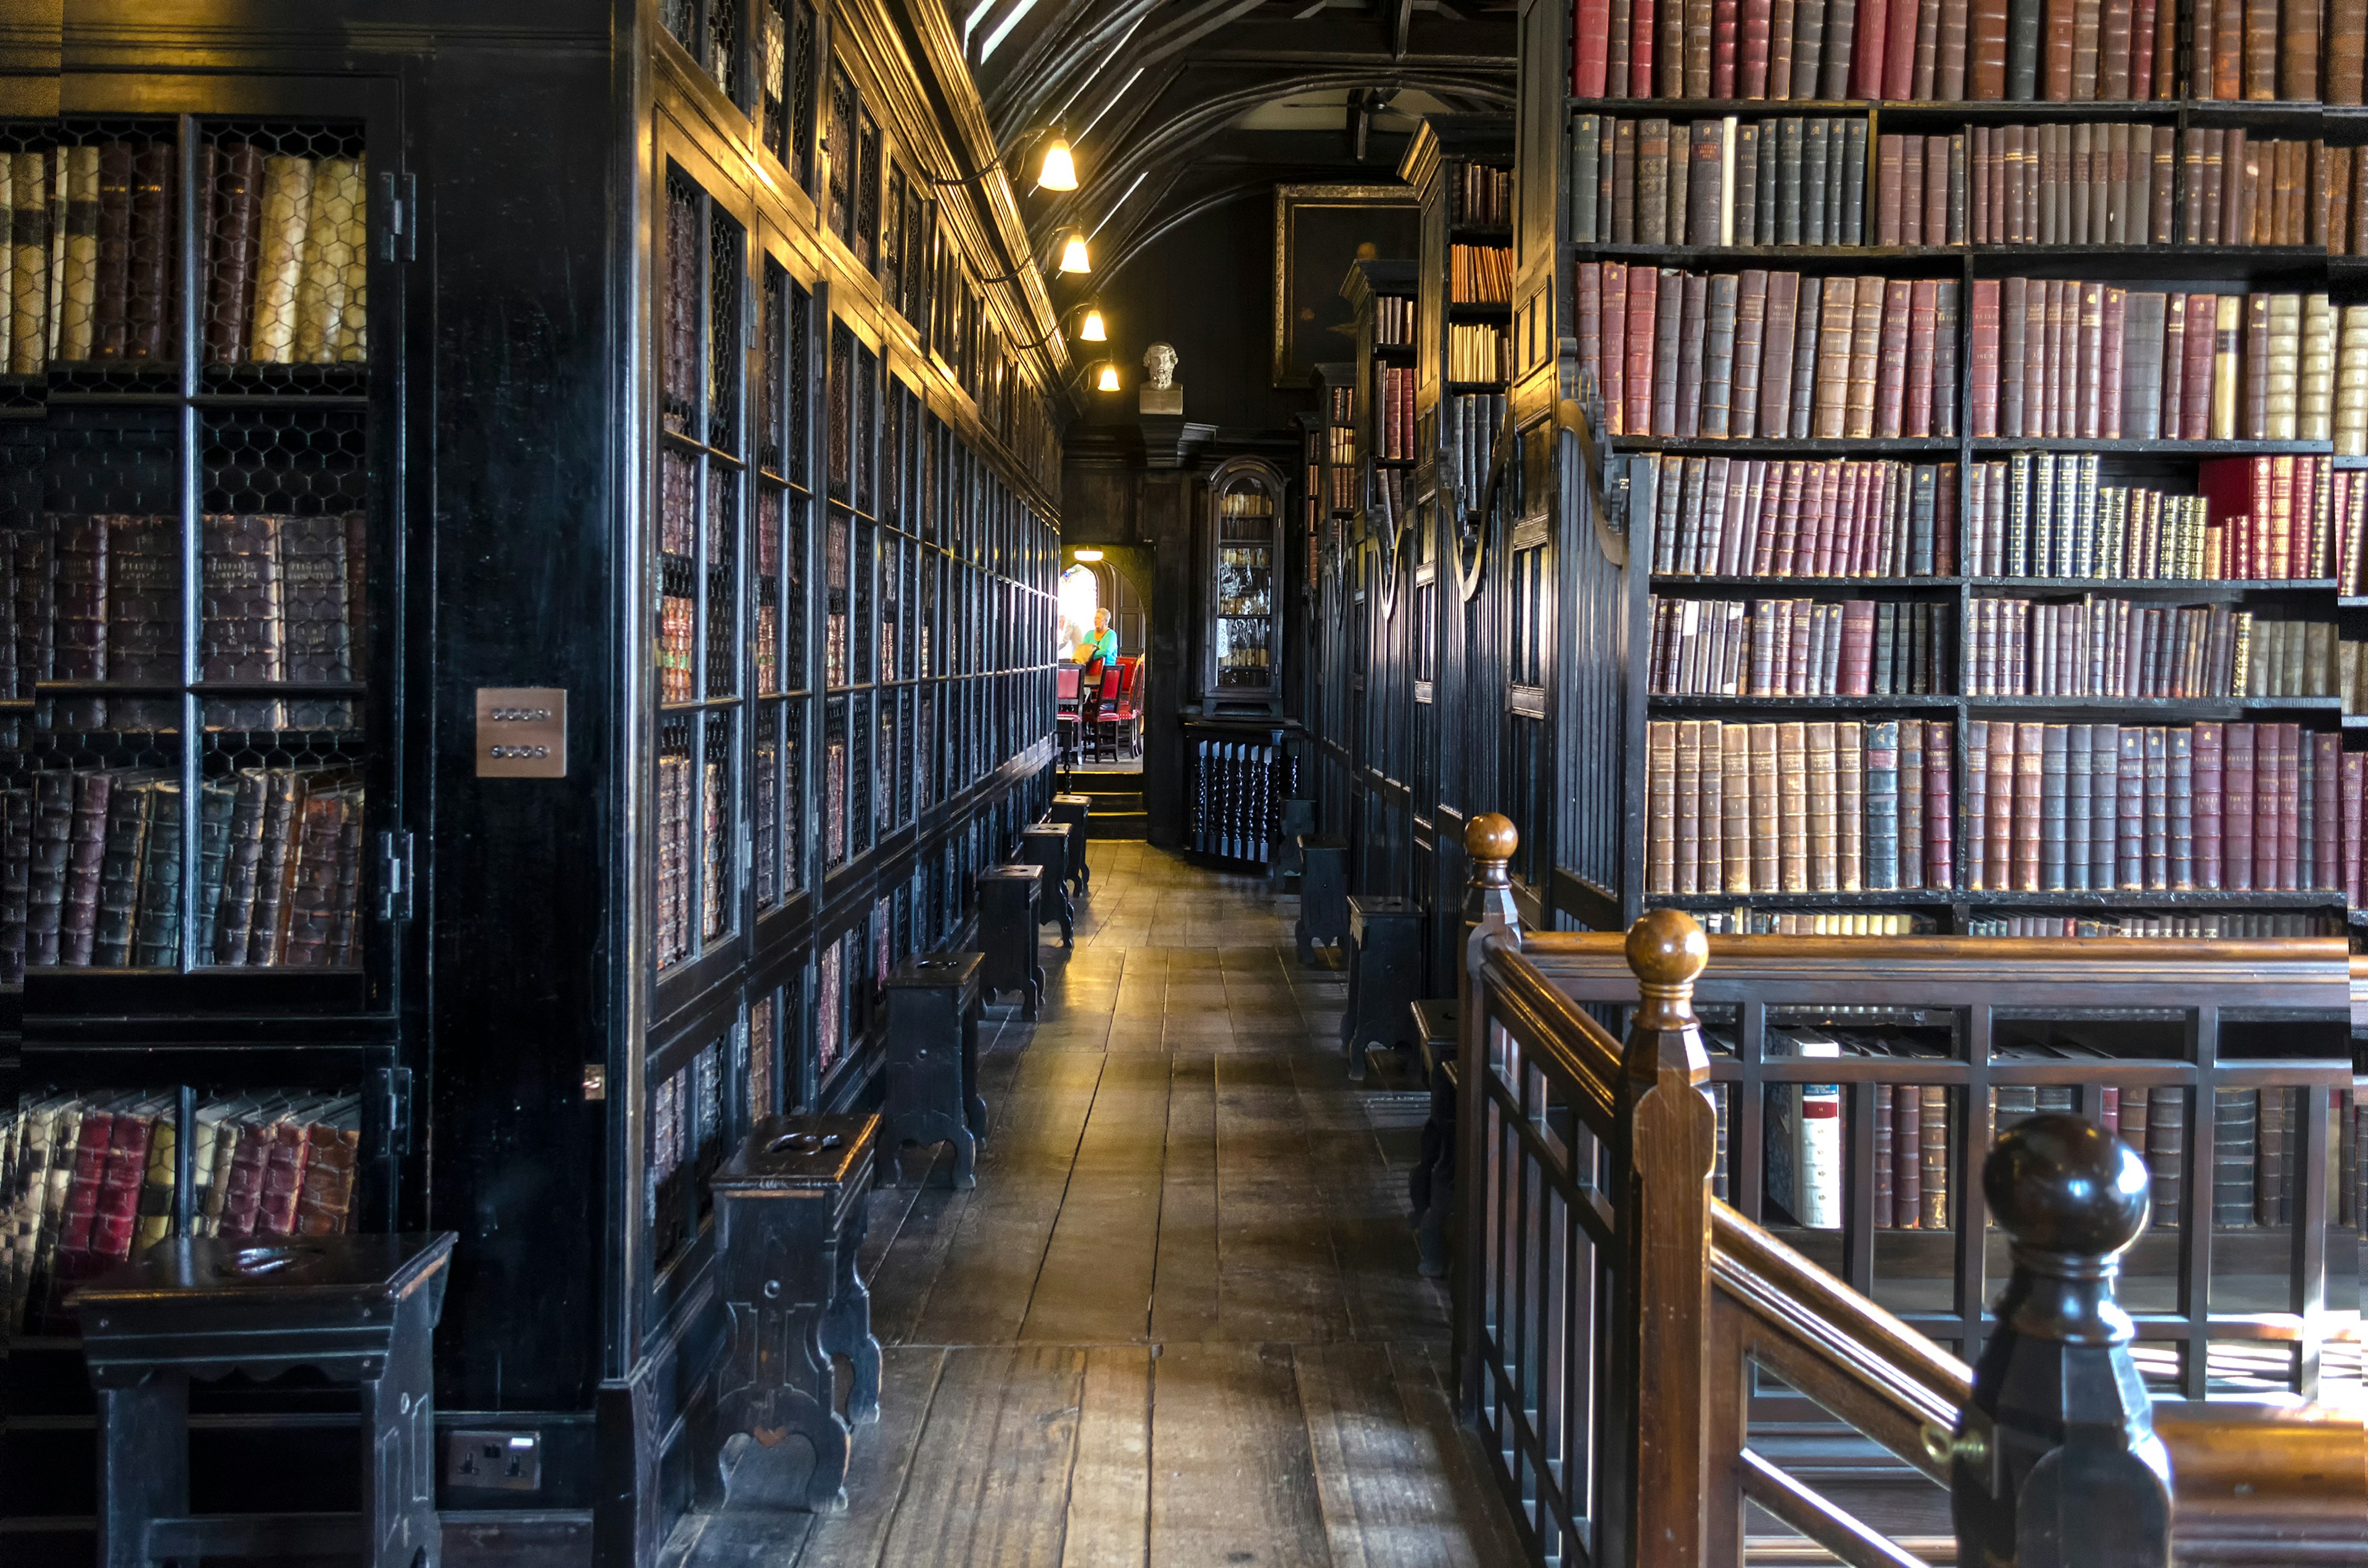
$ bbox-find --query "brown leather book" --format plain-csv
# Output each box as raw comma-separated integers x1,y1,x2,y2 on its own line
126,141,170,362
1970,0,2011,92
205,140,263,364
1844,276,1884,439
1810,277,1853,440
92,140,130,361
1733,270,1769,439
2331,0,2367,102
2243,290,2272,438
2214,0,2245,98
1761,269,1799,436
2042,0,2078,97
1876,278,1912,437
2243,0,2277,97
2281,0,2317,97
2099,0,2132,94
2071,0,2102,96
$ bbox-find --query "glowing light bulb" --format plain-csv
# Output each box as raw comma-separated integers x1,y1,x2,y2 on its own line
1074,548,1104,560
1059,231,1092,274
1038,138,1078,191
1080,308,1107,342
1096,363,1120,392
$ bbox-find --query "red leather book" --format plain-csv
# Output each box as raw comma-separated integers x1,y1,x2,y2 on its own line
1812,462,1844,575
55,1112,114,1257
2098,287,2124,440
1713,0,1741,94
2013,721,2045,890
1602,261,1628,434
2127,0,2154,95
1742,0,1775,92
1986,721,2016,889
1900,137,1924,242
2042,0,2076,98
1625,266,1657,437
1633,0,1658,95
1885,0,1920,97
258,1120,312,1236
1969,279,2000,436
1576,0,1613,94
1761,460,1796,574
1875,279,1912,437
1839,599,1876,693
92,1112,152,1265
1854,0,1890,96
2194,721,2224,890
2224,723,2255,890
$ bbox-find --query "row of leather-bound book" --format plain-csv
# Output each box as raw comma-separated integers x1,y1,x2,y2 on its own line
1570,0,2358,104
4,511,368,722
1646,589,2338,700
0,139,367,375
1579,269,2338,446
1645,715,1957,893
1568,116,2337,250
1643,716,2365,897
1,766,366,981
0,1090,363,1334
1740,1067,2323,1235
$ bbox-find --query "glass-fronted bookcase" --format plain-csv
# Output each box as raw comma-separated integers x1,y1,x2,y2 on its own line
1204,456,1286,704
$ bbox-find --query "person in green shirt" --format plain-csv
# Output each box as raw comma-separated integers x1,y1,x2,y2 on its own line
1075,607,1118,667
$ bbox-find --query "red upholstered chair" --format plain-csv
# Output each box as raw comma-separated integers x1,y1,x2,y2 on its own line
1093,657,1140,760
1056,665,1083,763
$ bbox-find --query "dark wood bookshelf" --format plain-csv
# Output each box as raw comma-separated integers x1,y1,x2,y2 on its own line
0,5,1066,1565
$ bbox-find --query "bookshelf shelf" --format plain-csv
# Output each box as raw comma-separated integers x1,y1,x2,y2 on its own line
1975,577,2338,594
1968,438,2333,456
1653,574,1962,589
1650,694,1959,710
1967,890,2345,909
1648,890,1960,908
1963,696,2341,715
1614,436,1960,455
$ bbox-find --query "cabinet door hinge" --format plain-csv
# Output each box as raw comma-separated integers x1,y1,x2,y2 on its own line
378,170,419,262
378,829,416,922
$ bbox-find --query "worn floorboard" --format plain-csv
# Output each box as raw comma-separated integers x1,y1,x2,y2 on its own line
663,843,1519,1568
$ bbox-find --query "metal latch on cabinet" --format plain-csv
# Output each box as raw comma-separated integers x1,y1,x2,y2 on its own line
378,170,418,262
378,830,415,922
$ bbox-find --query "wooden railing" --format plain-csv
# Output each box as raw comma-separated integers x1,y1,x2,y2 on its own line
1453,815,2368,1568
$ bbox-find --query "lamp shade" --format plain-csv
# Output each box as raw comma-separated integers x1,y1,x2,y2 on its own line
1058,232,1091,273
1079,308,1107,342
1096,363,1120,392
1038,138,1078,191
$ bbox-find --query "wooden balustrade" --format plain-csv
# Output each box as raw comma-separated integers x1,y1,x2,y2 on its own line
1455,813,2368,1568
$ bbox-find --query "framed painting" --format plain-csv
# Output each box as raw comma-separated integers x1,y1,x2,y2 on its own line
1272,183,1421,386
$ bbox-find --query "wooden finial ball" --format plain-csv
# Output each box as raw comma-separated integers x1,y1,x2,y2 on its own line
1983,1113,2152,1257
1626,908,1708,988
1466,813,1519,862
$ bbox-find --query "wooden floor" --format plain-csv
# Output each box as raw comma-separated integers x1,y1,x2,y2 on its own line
662,842,1526,1568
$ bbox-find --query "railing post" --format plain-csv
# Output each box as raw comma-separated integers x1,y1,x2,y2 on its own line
1455,813,1521,1421
1937,1113,2171,1568
1619,909,1716,1568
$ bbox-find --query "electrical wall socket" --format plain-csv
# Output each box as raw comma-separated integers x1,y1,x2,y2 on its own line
445,1430,541,1492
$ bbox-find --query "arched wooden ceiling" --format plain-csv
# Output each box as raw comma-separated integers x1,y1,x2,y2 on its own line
945,0,1517,287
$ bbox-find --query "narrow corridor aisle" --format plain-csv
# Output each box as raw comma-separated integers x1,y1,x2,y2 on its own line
665,842,1524,1567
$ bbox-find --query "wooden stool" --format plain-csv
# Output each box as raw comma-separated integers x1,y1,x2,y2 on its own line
78,1231,457,1568
1294,834,1349,964
1019,824,1076,946
1410,999,1459,1279
709,1115,881,1513
976,866,1043,1018
1048,795,1092,892
884,952,989,1188
1270,798,1316,894
1342,895,1424,1081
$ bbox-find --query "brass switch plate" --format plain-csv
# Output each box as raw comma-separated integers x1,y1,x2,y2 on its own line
475,688,567,778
